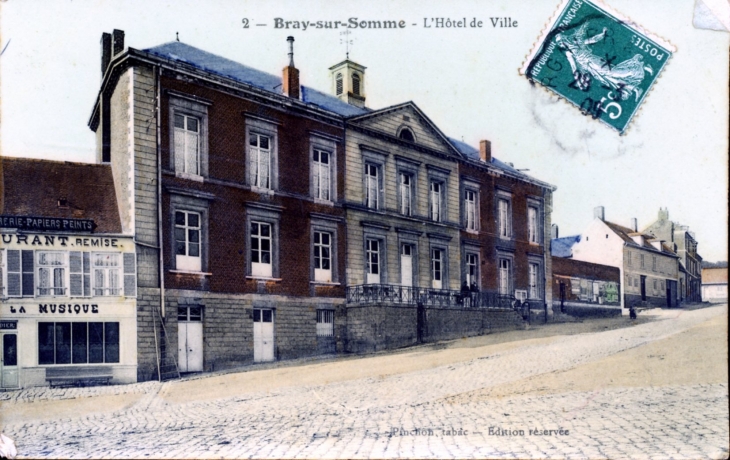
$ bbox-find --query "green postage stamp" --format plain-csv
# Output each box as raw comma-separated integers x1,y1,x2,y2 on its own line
521,0,676,134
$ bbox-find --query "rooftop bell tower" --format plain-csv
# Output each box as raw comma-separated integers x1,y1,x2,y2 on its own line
329,59,366,108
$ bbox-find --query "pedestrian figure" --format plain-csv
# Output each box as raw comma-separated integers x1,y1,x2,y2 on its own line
629,306,637,320
461,280,470,307
470,281,479,308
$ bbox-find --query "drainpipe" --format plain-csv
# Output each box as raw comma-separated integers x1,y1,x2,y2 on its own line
155,65,165,320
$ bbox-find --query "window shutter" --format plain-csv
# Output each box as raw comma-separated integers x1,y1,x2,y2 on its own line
21,250,34,297
6,250,21,297
123,253,136,297
70,251,83,297
83,252,91,297
249,146,258,186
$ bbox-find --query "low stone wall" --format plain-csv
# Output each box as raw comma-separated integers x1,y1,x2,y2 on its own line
345,304,418,353
346,304,525,353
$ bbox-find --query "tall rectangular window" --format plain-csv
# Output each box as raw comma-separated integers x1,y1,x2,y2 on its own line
498,199,510,238
365,164,379,209
528,206,538,244
313,231,332,282
38,322,120,365
37,251,67,297
431,248,443,289
92,253,121,296
466,253,478,287
628,252,632,266
652,256,657,271
399,173,412,216
499,258,511,295
175,211,201,272
174,114,200,176
430,181,442,222
313,149,331,201
465,190,477,230
251,222,273,278
366,239,380,284
640,254,645,268
249,133,271,189
529,263,540,299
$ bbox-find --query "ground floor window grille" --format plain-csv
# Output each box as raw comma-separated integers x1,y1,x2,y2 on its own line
38,322,119,365
316,309,334,337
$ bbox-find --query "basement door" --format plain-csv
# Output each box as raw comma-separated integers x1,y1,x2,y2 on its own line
178,306,204,373
253,308,275,363
0,332,18,389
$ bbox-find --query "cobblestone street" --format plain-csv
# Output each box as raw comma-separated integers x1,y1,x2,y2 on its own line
2,304,728,459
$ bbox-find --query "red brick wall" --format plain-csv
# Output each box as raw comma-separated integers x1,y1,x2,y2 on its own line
159,76,346,298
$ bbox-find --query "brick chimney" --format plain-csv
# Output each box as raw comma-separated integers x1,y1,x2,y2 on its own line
594,206,605,221
101,32,112,76
112,29,125,57
630,217,638,232
479,140,491,163
282,36,300,99
658,207,669,221
551,224,559,239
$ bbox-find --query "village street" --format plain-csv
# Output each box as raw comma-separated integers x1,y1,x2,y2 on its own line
1,304,728,459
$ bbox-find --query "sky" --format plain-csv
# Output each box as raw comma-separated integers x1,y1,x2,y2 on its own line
1,0,728,262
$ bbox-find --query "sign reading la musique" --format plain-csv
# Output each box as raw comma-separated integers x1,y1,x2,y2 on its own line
6,304,101,314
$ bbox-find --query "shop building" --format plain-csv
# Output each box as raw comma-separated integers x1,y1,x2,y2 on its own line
0,158,137,389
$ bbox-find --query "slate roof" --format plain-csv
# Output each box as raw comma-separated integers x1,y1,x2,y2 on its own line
551,235,581,258
1,158,122,233
143,42,368,118
141,42,554,190
604,220,677,256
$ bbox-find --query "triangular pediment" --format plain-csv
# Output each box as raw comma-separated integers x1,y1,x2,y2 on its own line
347,102,463,158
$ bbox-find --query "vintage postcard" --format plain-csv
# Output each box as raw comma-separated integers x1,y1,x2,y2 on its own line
0,0,728,459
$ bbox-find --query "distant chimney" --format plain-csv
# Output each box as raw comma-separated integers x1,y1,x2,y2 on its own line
282,36,300,99
551,224,559,239
101,32,112,76
594,206,605,221
112,29,125,56
658,207,669,221
479,140,492,163
630,217,638,232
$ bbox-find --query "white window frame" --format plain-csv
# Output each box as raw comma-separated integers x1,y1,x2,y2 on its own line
430,181,443,222
528,206,539,244
313,231,333,283
37,251,68,297
169,93,210,180
399,172,413,216
251,221,273,278
465,189,478,231
366,238,381,284
498,255,513,295
465,252,479,288
431,248,444,289
173,114,200,176
498,198,511,239
91,252,121,296
174,210,202,272
365,163,380,210
313,149,332,201
528,262,541,300
246,117,279,191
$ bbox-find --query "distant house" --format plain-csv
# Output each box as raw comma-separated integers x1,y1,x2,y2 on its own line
570,207,680,312
643,208,702,302
702,262,727,303
549,227,621,317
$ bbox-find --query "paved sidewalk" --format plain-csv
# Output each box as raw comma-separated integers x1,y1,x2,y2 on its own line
2,304,728,458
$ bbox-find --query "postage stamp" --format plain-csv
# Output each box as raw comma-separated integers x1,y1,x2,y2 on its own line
521,0,676,134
